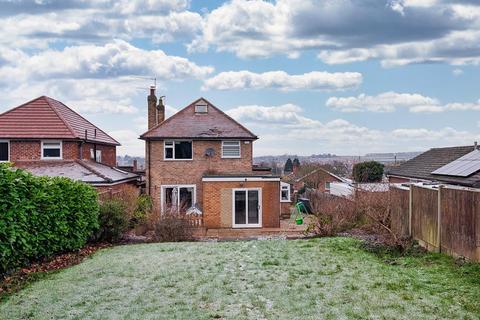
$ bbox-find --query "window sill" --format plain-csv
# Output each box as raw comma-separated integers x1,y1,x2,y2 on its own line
163,158,193,161
280,200,291,203
221,156,241,159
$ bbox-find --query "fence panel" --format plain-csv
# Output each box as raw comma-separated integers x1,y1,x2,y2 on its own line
441,188,478,260
411,185,439,249
390,187,409,238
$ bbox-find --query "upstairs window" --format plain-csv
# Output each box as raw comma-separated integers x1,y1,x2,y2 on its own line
0,140,9,162
222,141,241,158
41,141,62,160
195,104,208,113
280,182,291,202
164,141,192,160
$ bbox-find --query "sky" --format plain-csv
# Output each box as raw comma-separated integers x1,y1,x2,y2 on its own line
1,0,480,157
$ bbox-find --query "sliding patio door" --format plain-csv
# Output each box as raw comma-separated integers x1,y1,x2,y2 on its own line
233,188,262,228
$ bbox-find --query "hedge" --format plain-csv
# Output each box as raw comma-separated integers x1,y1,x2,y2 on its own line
0,163,99,275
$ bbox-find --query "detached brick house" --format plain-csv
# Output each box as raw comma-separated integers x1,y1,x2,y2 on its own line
0,96,138,193
140,87,291,229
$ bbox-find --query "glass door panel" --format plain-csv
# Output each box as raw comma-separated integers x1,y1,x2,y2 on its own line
247,190,259,224
234,190,246,224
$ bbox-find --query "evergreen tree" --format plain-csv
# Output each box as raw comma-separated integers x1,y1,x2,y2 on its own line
284,158,294,173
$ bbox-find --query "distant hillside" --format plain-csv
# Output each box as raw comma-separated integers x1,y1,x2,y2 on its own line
254,151,423,166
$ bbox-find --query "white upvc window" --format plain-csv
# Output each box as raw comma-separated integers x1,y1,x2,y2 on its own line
0,140,10,162
222,141,241,158
164,140,193,160
280,182,291,202
41,140,62,160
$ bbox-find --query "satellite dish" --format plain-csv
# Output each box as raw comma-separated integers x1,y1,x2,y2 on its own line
205,148,215,157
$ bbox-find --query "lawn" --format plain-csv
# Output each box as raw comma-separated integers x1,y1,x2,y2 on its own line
1,237,480,319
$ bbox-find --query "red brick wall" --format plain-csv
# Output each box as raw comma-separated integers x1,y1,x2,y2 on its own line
280,202,291,216
388,176,410,184
81,143,116,167
10,140,41,161
202,180,280,229
96,181,139,200
9,140,115,166
147,139,254,211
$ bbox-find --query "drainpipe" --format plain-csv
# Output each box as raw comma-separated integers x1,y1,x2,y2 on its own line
148,140,152,196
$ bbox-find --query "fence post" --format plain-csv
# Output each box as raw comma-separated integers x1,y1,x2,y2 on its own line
408,185,413,237
437,185,443,253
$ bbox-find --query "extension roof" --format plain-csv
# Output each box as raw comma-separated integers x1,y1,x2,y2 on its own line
387,145,480,187
16,160,137,186
0,96,120,146
140,98,258,140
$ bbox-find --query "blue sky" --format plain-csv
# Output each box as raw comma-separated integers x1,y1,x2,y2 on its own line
0,0,479,157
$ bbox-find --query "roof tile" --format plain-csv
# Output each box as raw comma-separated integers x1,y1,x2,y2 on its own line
0,96,120,145
141,98,257,140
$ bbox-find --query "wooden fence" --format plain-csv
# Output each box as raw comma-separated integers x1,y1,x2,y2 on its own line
391,184,480,261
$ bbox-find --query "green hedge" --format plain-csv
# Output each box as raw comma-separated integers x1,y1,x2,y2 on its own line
0,163,99,275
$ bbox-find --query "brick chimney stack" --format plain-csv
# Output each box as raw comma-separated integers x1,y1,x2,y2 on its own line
157,95,165,125
148,86,158,130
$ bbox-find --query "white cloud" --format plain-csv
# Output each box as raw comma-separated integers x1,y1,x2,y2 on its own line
202,70,362,91
226,103,480,156
326,92,480,113
326,92,438,112
453,68,464,76
0,40,213,84
189,0,479,67
0,0,200,48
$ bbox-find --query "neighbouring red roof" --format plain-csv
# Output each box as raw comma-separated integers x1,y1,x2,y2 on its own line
0,96,120,145
140,98,258,140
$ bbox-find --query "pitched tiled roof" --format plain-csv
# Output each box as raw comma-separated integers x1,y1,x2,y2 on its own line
140,98,257,140
16,160,137,185
387,145,480,187
0,96,120,145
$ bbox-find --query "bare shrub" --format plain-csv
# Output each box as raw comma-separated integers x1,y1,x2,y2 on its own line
308,191,358,236
308,186,410,249
355,189,410,248
152,208,194,242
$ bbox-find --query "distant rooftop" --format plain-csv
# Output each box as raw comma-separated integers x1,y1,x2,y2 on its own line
0,96,120,146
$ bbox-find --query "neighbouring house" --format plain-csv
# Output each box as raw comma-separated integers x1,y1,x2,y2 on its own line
284,167,345,194
0,96,139,195
387,144,480,188
140,87,291,229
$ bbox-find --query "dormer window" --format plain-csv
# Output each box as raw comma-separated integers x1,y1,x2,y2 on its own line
195,104,208,113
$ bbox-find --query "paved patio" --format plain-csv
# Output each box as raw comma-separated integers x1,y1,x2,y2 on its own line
194,216,314,240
